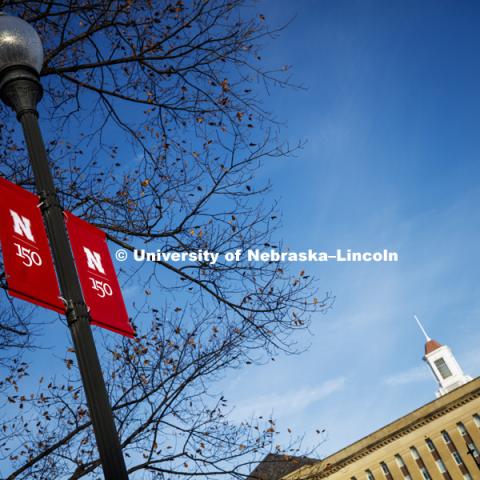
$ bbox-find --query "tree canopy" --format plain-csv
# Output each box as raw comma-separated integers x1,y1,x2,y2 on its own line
0,1,331,478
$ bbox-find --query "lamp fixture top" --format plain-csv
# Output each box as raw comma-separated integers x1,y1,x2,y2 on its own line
0,13,43,75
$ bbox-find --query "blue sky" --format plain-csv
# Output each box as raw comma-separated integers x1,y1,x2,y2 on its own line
221,0,480,457
3,0,480,470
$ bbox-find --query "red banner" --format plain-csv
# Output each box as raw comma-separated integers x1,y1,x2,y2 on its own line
65,212,134,338
0,177,64,313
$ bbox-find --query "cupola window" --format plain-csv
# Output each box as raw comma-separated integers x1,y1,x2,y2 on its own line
434,358,452,379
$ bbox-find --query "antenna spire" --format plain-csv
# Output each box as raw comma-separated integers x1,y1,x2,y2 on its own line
414,315,431,342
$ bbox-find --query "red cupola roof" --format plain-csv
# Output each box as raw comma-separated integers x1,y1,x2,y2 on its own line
425,339,443,355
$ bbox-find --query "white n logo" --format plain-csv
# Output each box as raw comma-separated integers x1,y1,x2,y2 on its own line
10,210,35,242
83,247,105,274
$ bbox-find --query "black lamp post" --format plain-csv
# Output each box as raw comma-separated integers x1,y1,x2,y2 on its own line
0,14,129,479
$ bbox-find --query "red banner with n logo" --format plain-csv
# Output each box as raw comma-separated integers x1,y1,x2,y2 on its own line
0,177,133,337
0,177,64,313
65,212,134,338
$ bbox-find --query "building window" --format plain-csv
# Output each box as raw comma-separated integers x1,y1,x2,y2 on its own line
473,414,480,428
436,459,447,473
426,438,435,452
395,453,412,479
452,451,463,465
410,447,420,460
434,358,452,379
463,474,472,480
457,422,467,436
365,469,375,480
467,441,479,458
442,430,451,443
380,462,392,478
420,467,431,480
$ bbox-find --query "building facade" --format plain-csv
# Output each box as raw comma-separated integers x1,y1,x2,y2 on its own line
281,324,479,480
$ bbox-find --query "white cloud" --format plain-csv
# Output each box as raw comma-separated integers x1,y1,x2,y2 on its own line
382,365,430,387
230,377,346,421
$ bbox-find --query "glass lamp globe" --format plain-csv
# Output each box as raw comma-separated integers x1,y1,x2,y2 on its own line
0,13,43,74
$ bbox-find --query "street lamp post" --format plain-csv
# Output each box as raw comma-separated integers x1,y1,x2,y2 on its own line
0,14,129,479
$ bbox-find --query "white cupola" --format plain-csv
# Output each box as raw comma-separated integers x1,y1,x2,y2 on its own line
415,315,472,398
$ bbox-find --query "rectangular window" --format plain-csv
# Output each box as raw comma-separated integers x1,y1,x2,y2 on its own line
473,414,480,428
395,453,412,479
380,462,392,480
366,470,375,480
463,474,472,480
420,467,431,480
426,438,435,452
436,459,447,473
452,451,463,465
457,422,467,436
434,358,452,379
442,430,451,443
467,442,479,458
410,446,420,460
